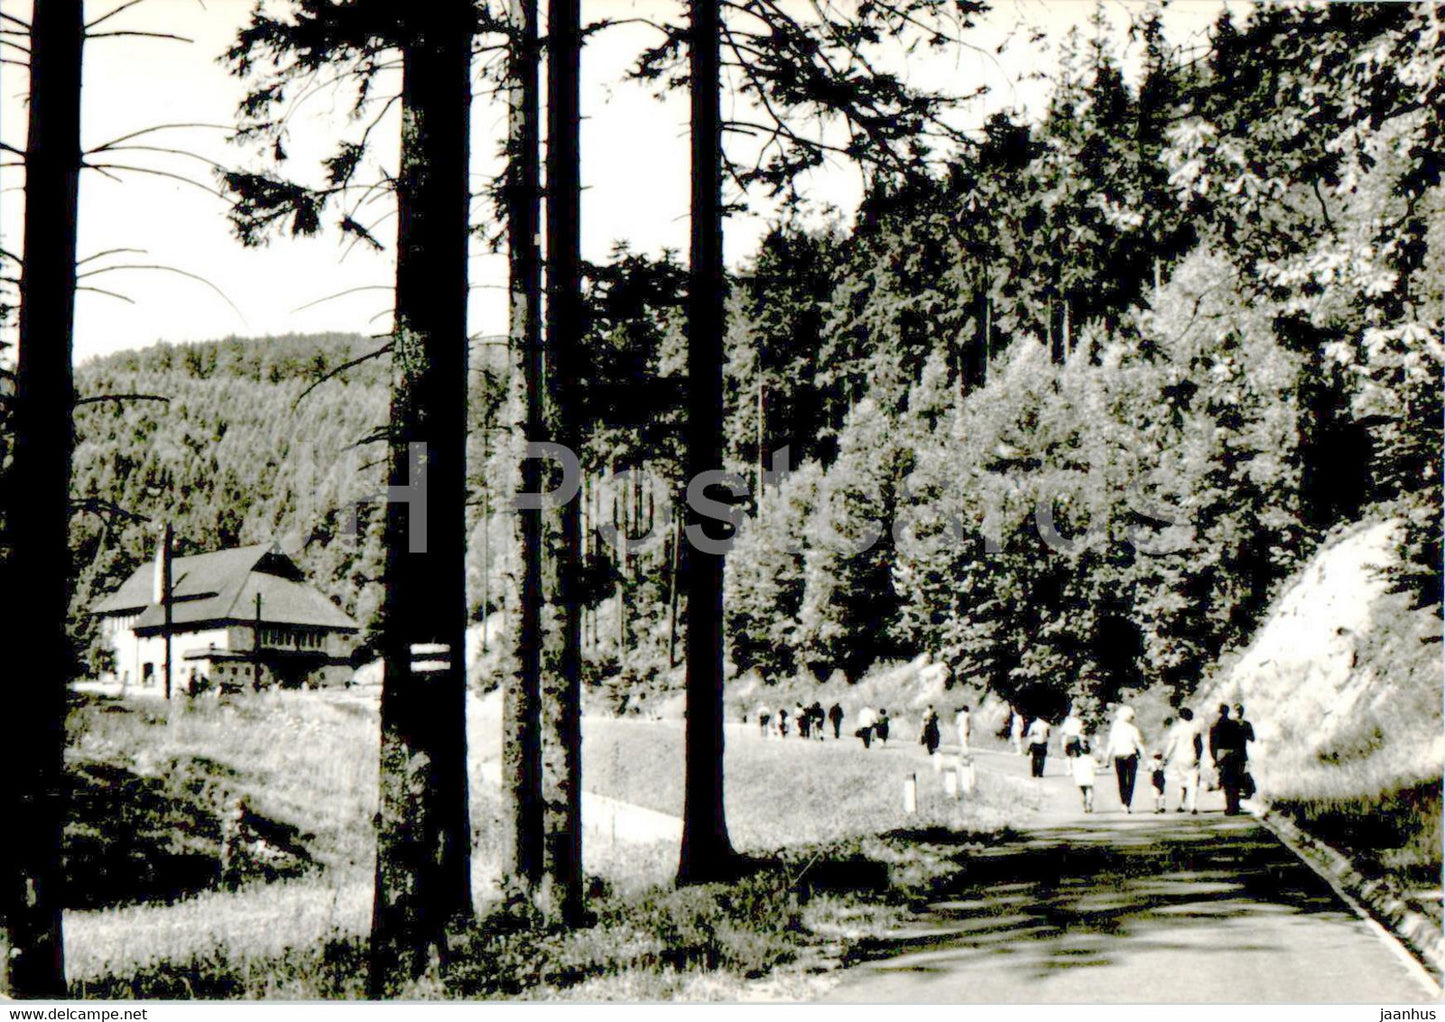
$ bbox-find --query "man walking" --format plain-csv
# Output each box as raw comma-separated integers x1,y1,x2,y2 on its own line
1163,708,1204,814
1025,715,1051,778
1209,703,1247,815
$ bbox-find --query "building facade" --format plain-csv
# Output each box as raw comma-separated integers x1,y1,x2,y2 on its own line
92,542,361,692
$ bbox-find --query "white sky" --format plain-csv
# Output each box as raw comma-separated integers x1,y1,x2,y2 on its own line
0,0,1237,364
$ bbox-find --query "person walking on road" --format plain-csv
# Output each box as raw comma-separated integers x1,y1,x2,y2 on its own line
1162,707,1204,813
1009,710,1025,756
1060,708,1084,759
828,702,844,740
1234,703,1258,798
855,705,877,749
920,705,942,756
1210,703,1248,814
875,708,891,745
810,701,826,741
1148,751,1168,812
1071,738,1099,813
1025,716,1051,778
954,705,971,753
1106,706,1147,813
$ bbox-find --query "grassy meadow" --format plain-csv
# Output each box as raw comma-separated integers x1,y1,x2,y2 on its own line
61,687,1027,999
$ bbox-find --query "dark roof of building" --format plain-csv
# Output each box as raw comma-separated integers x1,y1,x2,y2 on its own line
92,542,358,632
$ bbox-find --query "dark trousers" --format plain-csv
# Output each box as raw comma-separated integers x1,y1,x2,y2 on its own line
1217,751,1243,814
1029,743,1047,778
1114,754,1139,807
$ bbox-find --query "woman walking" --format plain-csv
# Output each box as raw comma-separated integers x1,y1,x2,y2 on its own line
1106,706,1147,813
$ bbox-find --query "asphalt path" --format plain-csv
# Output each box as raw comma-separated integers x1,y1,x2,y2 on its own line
827,742,1439,1003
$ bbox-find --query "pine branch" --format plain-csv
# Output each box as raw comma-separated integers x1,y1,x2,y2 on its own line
77,263,243,318
291,283,392,313
87,144,227,172
74,393,170,407
77,247,147,265
339,210,394,260
70,497,151,526
294,341,393,405
85,0,155,30
86,30,194,43
84,161,224,197
87,122,230,153
77,285,136,304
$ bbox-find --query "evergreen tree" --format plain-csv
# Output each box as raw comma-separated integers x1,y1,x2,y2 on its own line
221,1,483,988
503,0,545,895
0,0,83,997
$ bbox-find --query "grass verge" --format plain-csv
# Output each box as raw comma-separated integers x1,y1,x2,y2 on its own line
63,688,1027,1000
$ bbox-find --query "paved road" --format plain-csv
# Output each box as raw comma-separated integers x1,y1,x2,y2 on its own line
828,745,1439,1003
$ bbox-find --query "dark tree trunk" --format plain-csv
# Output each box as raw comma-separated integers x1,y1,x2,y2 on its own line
541,0,584,925
503,0,545,891
0,0,83,998
678,0,738,886
369,1,474,994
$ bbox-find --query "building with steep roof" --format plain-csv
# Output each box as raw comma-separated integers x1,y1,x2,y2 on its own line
91,542,360,692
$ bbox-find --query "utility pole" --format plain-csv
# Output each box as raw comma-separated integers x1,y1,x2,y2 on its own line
160,523,173,701
253,593,263,690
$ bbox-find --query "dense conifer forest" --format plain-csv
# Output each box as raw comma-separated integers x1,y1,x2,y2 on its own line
66,4,1442,726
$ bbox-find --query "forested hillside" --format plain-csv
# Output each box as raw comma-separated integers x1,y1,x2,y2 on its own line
722,3,1443,719
66,5,1441,726
70,334,384,662
68,332,513,672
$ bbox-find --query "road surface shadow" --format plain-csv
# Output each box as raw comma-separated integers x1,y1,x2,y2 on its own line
841,813,1354,982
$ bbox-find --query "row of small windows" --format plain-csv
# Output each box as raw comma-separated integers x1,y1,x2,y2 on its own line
259,626,326,649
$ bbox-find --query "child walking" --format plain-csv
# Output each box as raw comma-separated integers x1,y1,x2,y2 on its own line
1072,740,1099,813
1149,751,1168,813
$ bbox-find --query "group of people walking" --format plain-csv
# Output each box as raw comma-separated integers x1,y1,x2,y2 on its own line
1015,702,1258,816
757,700,847,741
755,700,977,756
919,704,972,756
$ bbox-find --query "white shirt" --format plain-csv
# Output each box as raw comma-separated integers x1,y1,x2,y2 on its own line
1106,720,1145,759
1163,720,1201,769
858,707,877,728
955,711,971,738
1071,753,1099,785
1026,719,1051,745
